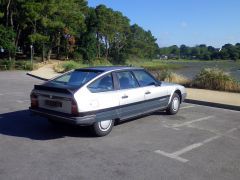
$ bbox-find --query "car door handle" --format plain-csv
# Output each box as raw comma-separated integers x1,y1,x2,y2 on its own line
145,91,151,95
122,95,128,99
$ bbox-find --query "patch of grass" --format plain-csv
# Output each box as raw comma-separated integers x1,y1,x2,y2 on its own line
54,61,85,73
90,58,112,66
0,60,37,70
15,61,38,70
53,58,113,73
126,59,183,71
192,68,240,93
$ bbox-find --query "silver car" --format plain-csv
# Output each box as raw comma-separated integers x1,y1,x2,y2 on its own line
30,66,187,136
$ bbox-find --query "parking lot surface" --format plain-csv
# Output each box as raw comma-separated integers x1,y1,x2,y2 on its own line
0,71,240,180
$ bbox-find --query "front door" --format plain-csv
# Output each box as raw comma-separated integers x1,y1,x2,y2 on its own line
132,70,170,110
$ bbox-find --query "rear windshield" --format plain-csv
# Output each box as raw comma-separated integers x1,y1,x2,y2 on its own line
51,70,103,87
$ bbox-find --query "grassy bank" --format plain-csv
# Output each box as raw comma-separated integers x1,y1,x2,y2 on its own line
126,59,183,71
53,60,240,93
54,59,183,73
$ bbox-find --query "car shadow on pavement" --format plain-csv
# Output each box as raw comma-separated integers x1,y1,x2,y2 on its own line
0,110,94,140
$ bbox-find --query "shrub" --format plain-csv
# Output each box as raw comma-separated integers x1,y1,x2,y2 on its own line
192,68,240,92
150,69,191,85
90,58,112,66
0,60,17,70
0,60,36,70
54,59,113,73
15,61,36,70
53,61,84,73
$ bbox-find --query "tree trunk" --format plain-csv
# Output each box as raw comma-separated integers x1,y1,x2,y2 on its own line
105,37,108,59
96,32,100,58
42,43,45,62
15,28,20,46
47,49,52,61
6,0,12,27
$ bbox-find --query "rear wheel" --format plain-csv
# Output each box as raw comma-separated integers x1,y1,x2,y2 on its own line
166,93,180,115
92,119,114,137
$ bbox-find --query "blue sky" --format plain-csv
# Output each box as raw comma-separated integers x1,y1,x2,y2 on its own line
88,0,240,48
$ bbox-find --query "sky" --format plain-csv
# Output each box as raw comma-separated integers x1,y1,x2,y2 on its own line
88,0,240,48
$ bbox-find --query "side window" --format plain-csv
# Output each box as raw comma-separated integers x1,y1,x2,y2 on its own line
133,70,157,87
116,71,139,90
88,74,114,93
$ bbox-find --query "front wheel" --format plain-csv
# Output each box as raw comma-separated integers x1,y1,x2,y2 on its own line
166,93,180,115
92,119,114,137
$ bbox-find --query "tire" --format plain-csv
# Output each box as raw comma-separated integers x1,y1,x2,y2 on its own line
92,119,114,137
166,93,180,115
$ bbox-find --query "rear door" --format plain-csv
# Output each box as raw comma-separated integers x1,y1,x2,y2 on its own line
115,71,145,119
86,73,119,121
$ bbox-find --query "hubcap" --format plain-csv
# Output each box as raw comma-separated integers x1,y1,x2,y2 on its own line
172,97,179,111
99,120,112,131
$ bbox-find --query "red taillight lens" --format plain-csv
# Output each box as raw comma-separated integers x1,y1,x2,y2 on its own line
30,93,38,108
71,99,78,116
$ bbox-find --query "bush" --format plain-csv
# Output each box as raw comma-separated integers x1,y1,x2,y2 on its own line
15,61,36,70
0,60,14,70
151,69,190,85
0,60,36,70
90,58,112,66
192,68,240,92
53,61,85,73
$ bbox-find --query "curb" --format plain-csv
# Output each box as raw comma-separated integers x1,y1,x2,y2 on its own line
185,99,240,111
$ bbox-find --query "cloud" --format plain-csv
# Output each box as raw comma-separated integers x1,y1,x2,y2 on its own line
180,21,188,28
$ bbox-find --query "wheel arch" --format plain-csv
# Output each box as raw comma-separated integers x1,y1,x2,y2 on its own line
174,89,182,103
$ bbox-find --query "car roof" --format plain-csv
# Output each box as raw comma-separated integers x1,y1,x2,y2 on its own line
76,66,144,72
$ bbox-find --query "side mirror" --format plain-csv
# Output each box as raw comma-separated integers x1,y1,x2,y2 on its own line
157,81,162,86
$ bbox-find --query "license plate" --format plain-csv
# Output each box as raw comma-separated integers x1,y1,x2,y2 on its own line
45,100,62,107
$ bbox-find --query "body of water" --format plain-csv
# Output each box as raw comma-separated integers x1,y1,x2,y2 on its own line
167,61,240,81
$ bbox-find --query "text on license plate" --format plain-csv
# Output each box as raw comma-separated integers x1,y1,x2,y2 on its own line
45,100,62,107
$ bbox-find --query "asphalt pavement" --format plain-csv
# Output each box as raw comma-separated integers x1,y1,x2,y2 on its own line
0,71,240,180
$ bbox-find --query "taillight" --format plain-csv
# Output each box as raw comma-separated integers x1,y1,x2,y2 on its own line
30,92,38,108
71,99,79,116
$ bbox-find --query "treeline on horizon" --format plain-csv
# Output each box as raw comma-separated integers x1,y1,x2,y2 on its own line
0,0,158,64
159,44,240,61
0,0,239,65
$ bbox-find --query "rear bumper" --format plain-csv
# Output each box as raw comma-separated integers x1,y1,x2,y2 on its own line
29,107,96,126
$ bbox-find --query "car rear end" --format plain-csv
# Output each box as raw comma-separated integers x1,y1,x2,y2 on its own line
29,69,104,125
30,85,82,123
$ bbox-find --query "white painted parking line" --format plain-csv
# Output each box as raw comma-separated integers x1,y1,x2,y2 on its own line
180,105,196,110
155,150,188,163
154,135,220,163
154,128,238,163
173,135,220,156
172,116,214,128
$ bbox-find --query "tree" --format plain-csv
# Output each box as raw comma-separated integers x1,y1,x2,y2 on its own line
180,45,190,59
0,25,15,55
127,24,158,59
221,44,239,61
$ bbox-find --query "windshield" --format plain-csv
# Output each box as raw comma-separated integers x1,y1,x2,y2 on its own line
51,70,103,87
